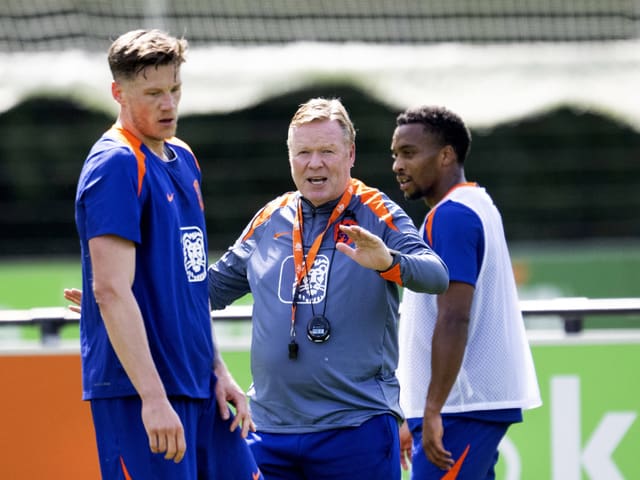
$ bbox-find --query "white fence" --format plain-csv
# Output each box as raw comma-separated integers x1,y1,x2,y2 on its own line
1,298,640,346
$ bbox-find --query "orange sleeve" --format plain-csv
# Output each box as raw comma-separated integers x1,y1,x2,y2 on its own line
379,253,402,285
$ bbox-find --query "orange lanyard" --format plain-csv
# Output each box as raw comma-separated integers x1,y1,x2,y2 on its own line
290,184,354,337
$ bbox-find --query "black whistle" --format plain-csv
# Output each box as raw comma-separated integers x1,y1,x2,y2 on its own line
288,341,299,359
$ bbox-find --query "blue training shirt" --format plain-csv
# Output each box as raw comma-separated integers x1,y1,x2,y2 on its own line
75,125,213,400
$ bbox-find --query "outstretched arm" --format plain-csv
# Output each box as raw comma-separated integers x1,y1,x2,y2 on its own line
335,224,448,293
334,224,395,271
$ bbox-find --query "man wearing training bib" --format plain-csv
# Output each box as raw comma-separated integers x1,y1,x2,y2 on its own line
393,106,541,479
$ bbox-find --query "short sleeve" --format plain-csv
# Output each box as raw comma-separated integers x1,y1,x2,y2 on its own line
78,146,142,243
429,200,484,286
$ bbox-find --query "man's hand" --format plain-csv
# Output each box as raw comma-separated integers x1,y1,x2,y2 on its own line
141,395,187,463
422,409,454,471
63,288,82,313
214,363,255,438
399,420,413,471
335,225,394,271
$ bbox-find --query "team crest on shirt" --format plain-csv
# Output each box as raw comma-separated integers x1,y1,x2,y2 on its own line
334,217,358,245
181,226,207,282
278,255,329,304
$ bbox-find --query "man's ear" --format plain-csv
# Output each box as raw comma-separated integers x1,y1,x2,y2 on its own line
111,81,123,105
440,144,457,166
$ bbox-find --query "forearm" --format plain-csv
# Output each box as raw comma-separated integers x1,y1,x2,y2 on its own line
399,251,449,294
98,290,166,401
89,235,166,401
425,313,468,415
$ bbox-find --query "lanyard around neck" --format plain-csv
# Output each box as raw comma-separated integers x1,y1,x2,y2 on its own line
289,184,354,335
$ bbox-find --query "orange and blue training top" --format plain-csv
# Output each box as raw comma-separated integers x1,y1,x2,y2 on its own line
75,125,212,400
208,177,449,433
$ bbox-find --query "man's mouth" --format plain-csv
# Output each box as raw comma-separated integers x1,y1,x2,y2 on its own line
397,177,412,188
308,177,327,185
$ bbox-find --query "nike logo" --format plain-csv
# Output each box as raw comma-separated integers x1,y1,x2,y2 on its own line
273,231,290,239
441,444,470,479
167,193,175,202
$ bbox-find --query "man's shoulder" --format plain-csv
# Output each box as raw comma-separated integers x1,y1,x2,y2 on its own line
433,198,479,223
240,192,297,242
83,135,138,172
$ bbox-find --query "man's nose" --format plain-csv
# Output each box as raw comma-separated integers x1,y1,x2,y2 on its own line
308,152,323,167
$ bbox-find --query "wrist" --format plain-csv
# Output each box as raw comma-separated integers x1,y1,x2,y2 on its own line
377,251,399,273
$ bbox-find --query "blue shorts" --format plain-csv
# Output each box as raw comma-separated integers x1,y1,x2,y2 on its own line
247,413,400,480
407,415,512,480
90,376,262,480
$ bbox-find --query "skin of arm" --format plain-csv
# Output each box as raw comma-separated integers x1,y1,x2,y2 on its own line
422,281,474,471
211,323,256,437
65,291,256,439
89,234,187,463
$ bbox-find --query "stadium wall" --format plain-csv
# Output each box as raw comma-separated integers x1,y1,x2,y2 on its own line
2,336,639,479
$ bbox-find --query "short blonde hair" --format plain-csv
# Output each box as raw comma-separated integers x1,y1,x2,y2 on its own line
287,98,356,150
108,29,188,81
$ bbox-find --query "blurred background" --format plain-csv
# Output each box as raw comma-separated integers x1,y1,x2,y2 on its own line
1,3,639,479
1,0,638,315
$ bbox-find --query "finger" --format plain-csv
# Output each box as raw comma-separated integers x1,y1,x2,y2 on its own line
218,402,230,421
164,433,177,461
64,290,81,306
430,448,454,470
436,442,454,467
66,288,81,299
338,225,361,240
155,431,167,456
228,411,240,433
342,224,373,240
174,431,186,463
148,432,159,453
236,411,254,438
68,305,81,314
240,417,251,438
400,449,411,471
335,241,355,258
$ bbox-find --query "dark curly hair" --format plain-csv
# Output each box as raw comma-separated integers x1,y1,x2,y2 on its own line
396,106,471,164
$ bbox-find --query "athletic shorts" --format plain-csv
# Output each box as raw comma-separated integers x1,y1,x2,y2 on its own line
90,375,262,480
247,413,400,480
407,416,511,480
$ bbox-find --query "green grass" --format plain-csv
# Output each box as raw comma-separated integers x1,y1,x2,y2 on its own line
0,255,253,341
0,258,82,309
1,241,639,339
